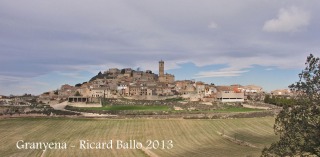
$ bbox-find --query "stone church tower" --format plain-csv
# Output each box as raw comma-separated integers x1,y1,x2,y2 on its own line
159,60,164,77
158,60,175,83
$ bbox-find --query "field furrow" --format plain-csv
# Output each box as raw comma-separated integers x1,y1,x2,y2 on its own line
0,117,278,157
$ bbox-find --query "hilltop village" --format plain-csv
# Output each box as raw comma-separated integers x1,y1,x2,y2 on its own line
34,60,290,104
0,60,294,118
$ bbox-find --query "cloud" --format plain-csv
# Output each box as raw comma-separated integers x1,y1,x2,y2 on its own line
194,70,249,78
0,1,319,95
263,6,310,32
208,22,218,29
265,68,273,71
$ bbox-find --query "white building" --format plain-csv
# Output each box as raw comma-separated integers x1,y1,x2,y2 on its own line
217,91,244,102
216,86,244,102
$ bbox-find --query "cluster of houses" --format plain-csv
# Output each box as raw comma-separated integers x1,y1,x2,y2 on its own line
36,60,271,103
0,61,295,105
0,94,38,106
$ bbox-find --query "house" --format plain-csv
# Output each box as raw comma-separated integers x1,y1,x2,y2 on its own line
129,84,141,96
241,85,263,93
117,83,129,96
216,86,244,102
271,89,292,96
90,87,112,98
0,95,11,104
195,82,205,95
59,84,77,98
77,82,92,97
205,86,217,97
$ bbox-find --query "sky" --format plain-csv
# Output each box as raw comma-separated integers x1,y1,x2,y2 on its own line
1,0,320,95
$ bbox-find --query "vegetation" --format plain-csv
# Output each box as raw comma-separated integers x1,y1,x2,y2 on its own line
53,90,59,95
262,54,320,156
77,105,169,111
74,91,81,96
164,97,185,101
0,106,80,116
64,104,266,117
264,95,295,106
212,107,263,112
0,117,278,157
26,109,80,116
89,71,110,82
65,105,170,115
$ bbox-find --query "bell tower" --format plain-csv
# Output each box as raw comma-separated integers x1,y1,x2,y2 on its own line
159,60,164,77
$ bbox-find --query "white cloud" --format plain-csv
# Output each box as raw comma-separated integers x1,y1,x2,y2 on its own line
208,22,218,29
0,1,318,95
194,70,249,78
263,6,310,32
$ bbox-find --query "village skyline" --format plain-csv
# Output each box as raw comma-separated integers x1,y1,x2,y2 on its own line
0,57,306,96
0,59,297,96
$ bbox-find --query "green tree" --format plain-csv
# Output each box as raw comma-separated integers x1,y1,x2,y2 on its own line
264,94,271,103
262,54,320,156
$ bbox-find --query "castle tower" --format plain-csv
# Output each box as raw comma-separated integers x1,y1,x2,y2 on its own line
159,60,164,77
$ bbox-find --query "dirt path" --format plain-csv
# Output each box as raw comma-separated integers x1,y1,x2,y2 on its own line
216,131,257,148
141,147,159,157
50,101,70,111
50,101,117,118
40,150,46,157
242,104,270,110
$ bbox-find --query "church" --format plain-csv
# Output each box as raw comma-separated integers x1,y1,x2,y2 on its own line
158,60,175,83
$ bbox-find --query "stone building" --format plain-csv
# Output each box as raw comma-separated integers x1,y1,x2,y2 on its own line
90,87,113,98
59,84,77,98
141,71,158,81
158,60,175,83
132,71,143,81
104,68,120,76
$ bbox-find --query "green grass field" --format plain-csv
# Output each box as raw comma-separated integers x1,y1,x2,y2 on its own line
0,117,278,157
212,107,263,112
83,105,170,111
69,105,263,113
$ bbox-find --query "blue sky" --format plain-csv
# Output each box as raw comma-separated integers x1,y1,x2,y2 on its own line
0,0,320,95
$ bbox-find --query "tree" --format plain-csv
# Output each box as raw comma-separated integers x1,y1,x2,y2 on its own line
121,69,125,74
264,94,271,103
74,91,81,96
262,54,320,156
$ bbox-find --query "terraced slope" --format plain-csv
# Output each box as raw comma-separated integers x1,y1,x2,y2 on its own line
0,117,278,157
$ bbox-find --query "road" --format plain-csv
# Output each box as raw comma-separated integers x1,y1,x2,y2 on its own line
50,101,117,118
